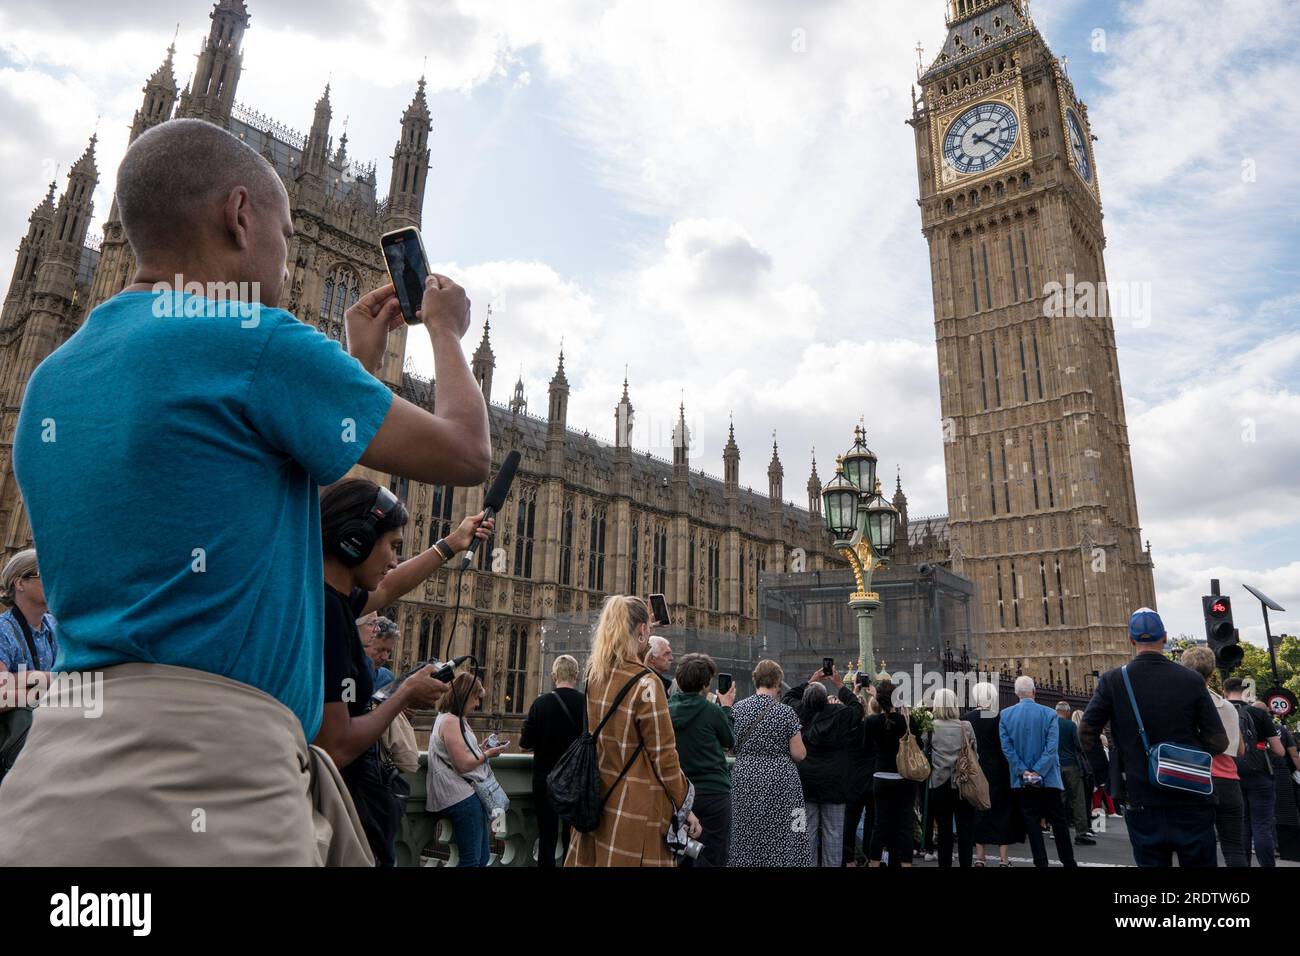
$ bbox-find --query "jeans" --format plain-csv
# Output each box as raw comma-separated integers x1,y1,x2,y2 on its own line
870,777,915,866
929,782,974,867
843,790,873,866
1061,766,1090,833
1016,787,1077,867
532,778,570,868
1125,802,1217,867
443,794,492,867
679,790,731,868
1212,777,1248,867
1241,772,1277,867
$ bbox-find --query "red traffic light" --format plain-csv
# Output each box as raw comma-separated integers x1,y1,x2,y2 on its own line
1210,600,1229,616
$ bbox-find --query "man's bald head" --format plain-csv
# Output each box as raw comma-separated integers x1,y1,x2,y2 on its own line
116,119,293,306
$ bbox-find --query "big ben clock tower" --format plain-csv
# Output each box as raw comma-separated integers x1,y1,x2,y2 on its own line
909,0,1157,681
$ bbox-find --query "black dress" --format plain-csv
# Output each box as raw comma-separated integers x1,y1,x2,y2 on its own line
962,708,1024,847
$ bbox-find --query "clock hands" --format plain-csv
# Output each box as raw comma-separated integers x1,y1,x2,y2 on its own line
970,123,1000,147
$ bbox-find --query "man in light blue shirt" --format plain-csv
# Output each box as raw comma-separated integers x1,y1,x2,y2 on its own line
0,118,491,866
999,675,1078,867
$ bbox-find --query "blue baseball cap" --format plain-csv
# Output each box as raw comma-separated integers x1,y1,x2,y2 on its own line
1129,607,1166,642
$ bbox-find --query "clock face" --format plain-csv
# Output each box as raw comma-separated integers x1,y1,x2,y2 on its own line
1066,108,1091,182
942,102,1020,175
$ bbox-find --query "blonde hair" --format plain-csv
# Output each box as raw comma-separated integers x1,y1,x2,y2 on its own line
1071,709,1084,728
551,654,580,684
867,695,883,716
932,687,961,720
586,595,649,688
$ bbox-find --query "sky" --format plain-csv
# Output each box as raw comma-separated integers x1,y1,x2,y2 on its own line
1,0,1297,648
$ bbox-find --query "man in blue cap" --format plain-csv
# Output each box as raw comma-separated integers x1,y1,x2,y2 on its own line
1080,608,1230,866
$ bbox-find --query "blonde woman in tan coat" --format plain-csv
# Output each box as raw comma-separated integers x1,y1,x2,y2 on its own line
565,595,700,866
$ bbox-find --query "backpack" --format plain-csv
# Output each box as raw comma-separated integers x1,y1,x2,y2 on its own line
546,668,651,833
1232,700,1271,777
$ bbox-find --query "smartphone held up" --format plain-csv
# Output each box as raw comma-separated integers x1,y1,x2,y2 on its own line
381,227,431,326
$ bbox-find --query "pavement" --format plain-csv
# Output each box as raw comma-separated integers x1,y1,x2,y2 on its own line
908,814,1300,868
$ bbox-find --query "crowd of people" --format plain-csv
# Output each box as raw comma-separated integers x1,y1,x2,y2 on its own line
513,600,1300,869
0,117,1297,871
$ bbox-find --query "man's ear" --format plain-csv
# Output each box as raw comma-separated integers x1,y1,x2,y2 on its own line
223,186,253,250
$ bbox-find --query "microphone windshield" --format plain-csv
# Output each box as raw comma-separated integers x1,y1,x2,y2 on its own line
483,450,522,512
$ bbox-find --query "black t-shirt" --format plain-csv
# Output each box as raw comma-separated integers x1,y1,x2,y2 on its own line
863,711,922,775
1236,702,1279,777
520,687,585,780
323,585,373,720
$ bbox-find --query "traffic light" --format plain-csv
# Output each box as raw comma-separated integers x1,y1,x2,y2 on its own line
1203,595,1243,670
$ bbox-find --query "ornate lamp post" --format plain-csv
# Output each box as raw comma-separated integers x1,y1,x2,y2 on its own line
821,425,900,672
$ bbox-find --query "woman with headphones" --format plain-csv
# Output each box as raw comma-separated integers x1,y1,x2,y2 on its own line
313,477,493,865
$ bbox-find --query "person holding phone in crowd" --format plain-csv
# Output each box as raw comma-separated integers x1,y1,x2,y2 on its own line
668,653,735,867
428,673,508,867
313,477,493,865
0,118,492,866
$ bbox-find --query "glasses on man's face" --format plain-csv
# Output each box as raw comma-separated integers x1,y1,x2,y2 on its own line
21,571,39,580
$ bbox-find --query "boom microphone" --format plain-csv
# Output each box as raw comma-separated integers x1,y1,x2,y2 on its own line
459,449,521,570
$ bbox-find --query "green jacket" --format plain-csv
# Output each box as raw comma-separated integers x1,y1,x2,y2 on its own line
668,691,735,795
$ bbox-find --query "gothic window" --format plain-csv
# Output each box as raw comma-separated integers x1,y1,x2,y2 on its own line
992,341,1003,407
1010,561,1021,627
969,246,980,312
1032,332,1045,398
1007,236,1020,301
427,485,454,549
560,498,574,586
1040,560,1050,626
688,531,697,606
512,485,537,579
320,265,359,341
652,525,668,595
587,505,607,591
1019,337,1030,401
418,613,443,661
505,624,528,714
708,537,721,612
978,346,989,411
473,618,489,671
987,448,997,515
1019,229,1033,295
1001,444,1011,512
629,524,639,594
995,563,1006,628
1055,560,1066,624
1043,436,1056,507
739,547,746,617
1029,441,1041,509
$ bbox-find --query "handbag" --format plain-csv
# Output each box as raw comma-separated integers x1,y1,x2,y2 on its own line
953,722,991,810
547,668,652,833
0,706,34,785
437,717,511,822
1120,665,1213,796
896,708,932,782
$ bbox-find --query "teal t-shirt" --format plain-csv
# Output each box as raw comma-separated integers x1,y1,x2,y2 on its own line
13,290,394,739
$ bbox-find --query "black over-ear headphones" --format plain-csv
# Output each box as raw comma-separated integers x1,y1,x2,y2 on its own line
335,485,401,565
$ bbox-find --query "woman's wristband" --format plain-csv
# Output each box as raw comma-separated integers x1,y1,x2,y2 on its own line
433,538,455,561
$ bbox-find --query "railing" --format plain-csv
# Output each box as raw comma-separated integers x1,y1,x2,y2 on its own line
396,753,545,867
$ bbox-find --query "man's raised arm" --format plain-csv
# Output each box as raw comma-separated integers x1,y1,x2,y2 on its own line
347,276,491,487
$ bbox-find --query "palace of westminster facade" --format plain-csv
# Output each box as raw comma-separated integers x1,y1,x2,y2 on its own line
0,0,1155,732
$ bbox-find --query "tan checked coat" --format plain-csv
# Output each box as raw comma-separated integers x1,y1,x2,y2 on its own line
565,658,689,867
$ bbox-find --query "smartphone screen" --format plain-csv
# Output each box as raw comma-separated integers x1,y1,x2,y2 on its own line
381,227,430,325
823,657,834,675
649,593,670,627
717,673,733,696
